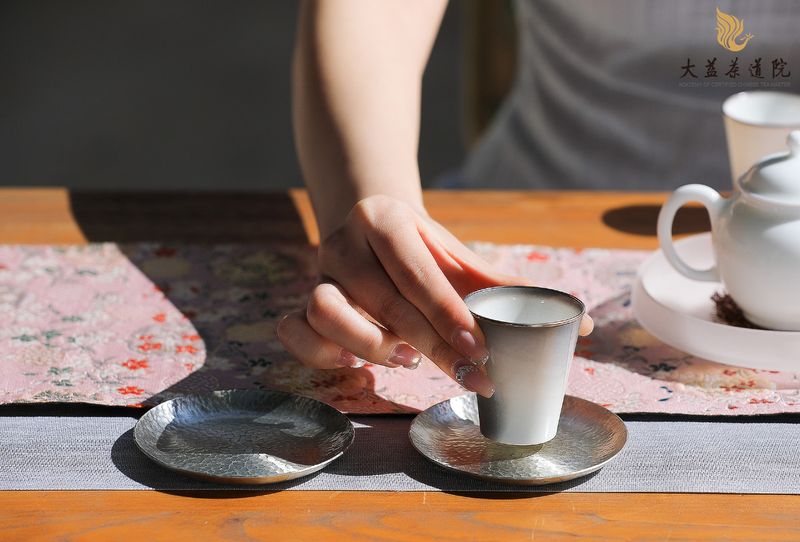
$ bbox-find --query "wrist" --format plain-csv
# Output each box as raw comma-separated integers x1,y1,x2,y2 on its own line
313,183,426,239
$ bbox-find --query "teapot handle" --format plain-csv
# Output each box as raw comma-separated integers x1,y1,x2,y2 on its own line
657,184,724,282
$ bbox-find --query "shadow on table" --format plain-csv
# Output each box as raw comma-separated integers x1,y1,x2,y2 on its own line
110,417,598,498
65,190,410,414
326,418,601,498
602,204,710,236
67,191,312,244
61,191,442,496
110,427,300,497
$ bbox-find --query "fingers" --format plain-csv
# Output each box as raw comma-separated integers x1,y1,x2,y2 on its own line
320,232,485,384
333,259,494,396
344,202,488,364
365,217,489,364
277,287,495,397
282,195,591,402
305,282,422,369
277,311,366,369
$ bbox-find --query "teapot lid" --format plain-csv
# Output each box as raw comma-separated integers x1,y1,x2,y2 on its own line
740,131,800,205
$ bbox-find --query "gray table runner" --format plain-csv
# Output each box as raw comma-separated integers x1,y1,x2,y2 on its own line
2,415,800,493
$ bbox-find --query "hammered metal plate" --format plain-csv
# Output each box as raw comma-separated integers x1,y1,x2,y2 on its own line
134,389,354,484
409,394,627,485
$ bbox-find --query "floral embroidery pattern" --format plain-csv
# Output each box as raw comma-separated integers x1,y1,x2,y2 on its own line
0,245,205,407
1,242,799,415
121,359,148,370
117,386,145,396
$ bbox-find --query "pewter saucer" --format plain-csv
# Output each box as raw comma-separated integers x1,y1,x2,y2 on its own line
409,394,626,485
134,389,354,484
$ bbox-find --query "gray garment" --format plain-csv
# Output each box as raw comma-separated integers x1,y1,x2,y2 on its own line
459,0,800,190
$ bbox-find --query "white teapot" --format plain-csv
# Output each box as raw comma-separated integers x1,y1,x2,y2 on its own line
657,131,800,331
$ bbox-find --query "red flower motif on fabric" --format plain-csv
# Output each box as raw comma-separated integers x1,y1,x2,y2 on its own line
138,342,162,352
584,367,595,376
176,345,199,355
182,334,201,342
121,358,149,370
721,380,756,392
117,386,145,396
526,251,550,262
153,313,166,323
152,284,171,295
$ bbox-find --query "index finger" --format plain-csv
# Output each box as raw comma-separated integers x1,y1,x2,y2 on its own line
364,213,489,364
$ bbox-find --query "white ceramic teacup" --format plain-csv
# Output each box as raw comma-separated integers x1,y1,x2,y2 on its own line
723,91,800,183
464,286,585,445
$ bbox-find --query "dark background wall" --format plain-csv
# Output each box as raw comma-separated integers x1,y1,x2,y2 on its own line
0,1,465,191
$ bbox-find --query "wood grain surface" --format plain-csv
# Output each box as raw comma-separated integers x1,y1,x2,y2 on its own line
1,188,793,542
0,188,711,247
5,491,800,542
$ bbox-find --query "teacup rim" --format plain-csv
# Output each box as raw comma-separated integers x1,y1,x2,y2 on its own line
464,285,586,328
722,90,800,128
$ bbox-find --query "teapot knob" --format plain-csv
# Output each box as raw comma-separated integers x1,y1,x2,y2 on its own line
789,130,800,156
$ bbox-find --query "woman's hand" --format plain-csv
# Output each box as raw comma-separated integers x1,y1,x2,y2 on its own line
277,195,593,398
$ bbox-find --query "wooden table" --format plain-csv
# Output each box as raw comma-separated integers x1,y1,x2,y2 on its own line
2,188,798,541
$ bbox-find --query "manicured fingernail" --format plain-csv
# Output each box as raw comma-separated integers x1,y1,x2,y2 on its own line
336,349,367,368
453,360,494,398
452,328,490,364
387,343,423,370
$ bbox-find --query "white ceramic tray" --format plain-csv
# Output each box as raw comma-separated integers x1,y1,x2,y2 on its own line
632,233,800,371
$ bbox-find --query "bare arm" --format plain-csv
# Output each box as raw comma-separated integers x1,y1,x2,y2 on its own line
292,0,447,237
282,2,594,396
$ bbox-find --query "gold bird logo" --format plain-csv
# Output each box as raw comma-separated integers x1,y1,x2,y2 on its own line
716,6,754,52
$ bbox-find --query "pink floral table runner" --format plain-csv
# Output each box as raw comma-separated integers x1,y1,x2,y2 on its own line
1,242,799,415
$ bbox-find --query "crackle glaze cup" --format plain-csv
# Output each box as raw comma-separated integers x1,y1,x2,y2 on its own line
724,91,800,183
464,286,585,445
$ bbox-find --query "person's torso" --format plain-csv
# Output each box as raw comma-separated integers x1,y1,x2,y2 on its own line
459,0,800,190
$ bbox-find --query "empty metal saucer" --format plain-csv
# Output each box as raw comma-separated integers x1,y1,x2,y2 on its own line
134,389,354,484
409,394,626,485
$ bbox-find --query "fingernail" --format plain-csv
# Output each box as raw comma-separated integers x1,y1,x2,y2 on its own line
387,343,423,370
336,349,367,368
452,328,490,365
453,360,494,398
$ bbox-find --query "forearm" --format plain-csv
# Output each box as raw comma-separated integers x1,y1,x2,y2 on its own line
292,0,447,238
